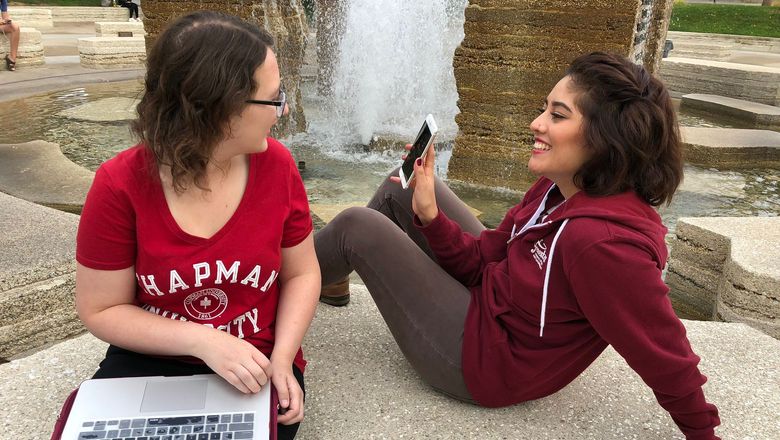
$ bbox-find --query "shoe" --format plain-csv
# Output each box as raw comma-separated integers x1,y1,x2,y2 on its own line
319,277,350,307
5,55,15,71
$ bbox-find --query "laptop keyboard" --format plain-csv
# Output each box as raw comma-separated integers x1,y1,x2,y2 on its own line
77,412,256,440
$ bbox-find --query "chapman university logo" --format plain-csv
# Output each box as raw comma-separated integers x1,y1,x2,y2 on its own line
531,239,548,270
184,288,229,320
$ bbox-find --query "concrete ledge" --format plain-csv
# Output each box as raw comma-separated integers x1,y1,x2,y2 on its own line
0,27,45,67
1,287,779,439
668,31,780,55
668,217,780,339
95,21,146,37
50,6,129,24
0,141,94,213
661,57,780,106
681,93,780,131
4,7,54,29
680,127,780,169
0,192,82,361
78,36,146,68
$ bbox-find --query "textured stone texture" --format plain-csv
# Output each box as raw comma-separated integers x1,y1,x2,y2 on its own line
680,127,780,169
142,0,309,138
5,7,54,29
78,36,147,68
0,141,94,213
3,295,780,439
681,94,780,131
661,57,780,106
48,6,130,23
668,217,780,339
668,31,780,57
0,27,45,67
95,20,147,37
448,0,673,190
0,192,82,361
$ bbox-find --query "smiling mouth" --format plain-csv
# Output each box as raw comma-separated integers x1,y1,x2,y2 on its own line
533,141,551,152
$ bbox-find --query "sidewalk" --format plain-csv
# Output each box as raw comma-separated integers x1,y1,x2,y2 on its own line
0,22,143,102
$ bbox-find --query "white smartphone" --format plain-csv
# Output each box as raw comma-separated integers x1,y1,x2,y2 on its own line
399,114,438,189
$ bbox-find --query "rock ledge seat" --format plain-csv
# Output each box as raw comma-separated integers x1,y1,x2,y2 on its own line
1,287,779,439
668,217,780,340
681,93,780,131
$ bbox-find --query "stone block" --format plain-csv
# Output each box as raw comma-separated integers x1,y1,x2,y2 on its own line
0,27,44,67
680,127,780,170
667,31,780,55
681,93,780,131
0,191,80,360
49,6,129,23
0,141,95,213
4,7,53,29
95,21,146,37
668,217,780,339
661,57,780,106
78,36,146,69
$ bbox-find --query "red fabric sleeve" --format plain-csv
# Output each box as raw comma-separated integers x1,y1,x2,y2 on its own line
567,238,721,440
76,165,137,270
280,154,312,248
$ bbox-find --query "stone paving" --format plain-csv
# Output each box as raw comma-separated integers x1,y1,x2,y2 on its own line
1,10,780,440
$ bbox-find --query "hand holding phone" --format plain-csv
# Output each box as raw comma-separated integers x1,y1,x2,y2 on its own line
399,114,438,189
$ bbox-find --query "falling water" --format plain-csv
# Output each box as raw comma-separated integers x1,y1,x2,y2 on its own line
316,0,467,146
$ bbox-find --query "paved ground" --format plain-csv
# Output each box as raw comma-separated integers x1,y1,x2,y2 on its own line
1,285,779,440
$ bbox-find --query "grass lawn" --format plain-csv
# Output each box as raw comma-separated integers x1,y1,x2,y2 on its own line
670,4,780,38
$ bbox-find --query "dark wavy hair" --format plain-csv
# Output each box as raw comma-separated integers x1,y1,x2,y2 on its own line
131,10,275,192
566,52,683,206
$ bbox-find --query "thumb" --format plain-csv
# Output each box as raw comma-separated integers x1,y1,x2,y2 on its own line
274,375,290,409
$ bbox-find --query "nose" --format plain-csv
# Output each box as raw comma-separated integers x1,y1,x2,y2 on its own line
282,102,289,117
529,112,544,133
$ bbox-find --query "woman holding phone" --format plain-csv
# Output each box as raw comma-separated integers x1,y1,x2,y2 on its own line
315,52,721,439
75,11,319,439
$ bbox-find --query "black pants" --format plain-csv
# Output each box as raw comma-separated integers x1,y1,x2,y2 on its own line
93,345,304,440
121,2,139,18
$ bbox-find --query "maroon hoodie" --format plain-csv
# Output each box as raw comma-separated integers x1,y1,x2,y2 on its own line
418,177,720,440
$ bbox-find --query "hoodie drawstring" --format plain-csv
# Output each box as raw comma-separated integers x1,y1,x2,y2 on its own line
539,218,569,337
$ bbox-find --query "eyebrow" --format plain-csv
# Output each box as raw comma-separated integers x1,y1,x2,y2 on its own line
550,100,573,113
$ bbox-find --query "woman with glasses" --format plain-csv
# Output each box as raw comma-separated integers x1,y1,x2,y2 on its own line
74,11,318,439
315,52,721,439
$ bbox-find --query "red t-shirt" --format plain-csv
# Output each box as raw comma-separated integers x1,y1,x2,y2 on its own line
76,138,313,372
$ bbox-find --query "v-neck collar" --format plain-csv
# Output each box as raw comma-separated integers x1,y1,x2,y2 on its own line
155,154,257,245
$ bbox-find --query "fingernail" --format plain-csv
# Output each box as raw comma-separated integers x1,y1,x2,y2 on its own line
415,158,422,166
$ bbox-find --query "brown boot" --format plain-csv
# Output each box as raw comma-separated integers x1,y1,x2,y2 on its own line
319,276,350,307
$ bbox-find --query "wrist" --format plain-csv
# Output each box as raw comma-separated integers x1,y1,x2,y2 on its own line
418,207,438,226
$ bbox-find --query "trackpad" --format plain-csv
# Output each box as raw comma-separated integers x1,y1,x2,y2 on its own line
140,378,208,412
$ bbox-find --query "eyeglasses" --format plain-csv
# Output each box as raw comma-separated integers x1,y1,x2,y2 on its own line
245,89,287,117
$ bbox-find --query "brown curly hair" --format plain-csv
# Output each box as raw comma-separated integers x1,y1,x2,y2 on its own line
131,10,275,193
566,52,683,207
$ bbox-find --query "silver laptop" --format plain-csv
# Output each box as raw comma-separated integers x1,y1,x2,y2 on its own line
60,374,272,440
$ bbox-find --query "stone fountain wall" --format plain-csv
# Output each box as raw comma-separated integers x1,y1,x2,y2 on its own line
447,0,674,190
140,0,309,137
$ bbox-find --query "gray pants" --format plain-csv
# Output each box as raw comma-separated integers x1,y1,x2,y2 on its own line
314,169,484,402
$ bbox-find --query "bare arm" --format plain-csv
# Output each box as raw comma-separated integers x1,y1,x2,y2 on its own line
75,263,272,394
269,232,320,424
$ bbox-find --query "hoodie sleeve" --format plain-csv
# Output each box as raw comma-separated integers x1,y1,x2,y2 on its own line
415,204,520,287
566,237,721,440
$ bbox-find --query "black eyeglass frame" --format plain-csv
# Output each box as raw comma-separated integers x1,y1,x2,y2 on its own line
245,89,287,117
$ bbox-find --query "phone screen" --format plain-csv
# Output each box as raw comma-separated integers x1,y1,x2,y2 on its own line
401,123,433,181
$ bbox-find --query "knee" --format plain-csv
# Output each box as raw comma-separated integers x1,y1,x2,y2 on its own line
328,206,398,247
